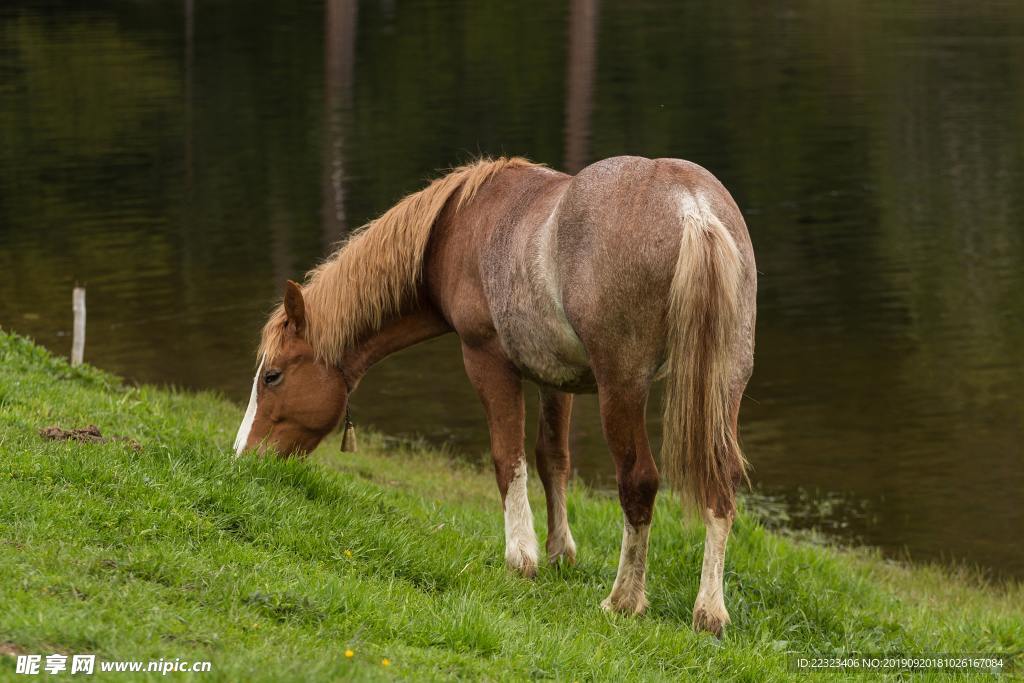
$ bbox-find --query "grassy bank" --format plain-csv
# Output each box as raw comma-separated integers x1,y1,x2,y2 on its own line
0,330,1020,681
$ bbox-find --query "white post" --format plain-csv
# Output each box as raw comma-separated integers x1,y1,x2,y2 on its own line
71,287,86,366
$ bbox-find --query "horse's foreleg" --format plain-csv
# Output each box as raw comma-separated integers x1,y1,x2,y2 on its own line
535,389,576,565
461,343,538,578
597,385,659,614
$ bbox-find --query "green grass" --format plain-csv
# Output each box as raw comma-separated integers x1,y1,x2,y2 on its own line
0,329,1021,681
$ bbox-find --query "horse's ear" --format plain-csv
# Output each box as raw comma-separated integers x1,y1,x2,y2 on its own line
283,280,306,335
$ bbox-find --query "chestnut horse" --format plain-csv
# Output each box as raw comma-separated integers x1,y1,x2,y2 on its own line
234,156,756,635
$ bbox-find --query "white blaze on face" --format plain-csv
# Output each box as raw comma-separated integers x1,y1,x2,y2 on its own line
233,361,263,455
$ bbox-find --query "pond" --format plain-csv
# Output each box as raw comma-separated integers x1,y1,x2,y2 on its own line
1,0,1021,578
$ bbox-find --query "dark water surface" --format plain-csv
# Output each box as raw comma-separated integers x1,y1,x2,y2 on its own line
1,1,1022,577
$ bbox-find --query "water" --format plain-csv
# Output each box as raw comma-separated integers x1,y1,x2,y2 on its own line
1,0,1022,578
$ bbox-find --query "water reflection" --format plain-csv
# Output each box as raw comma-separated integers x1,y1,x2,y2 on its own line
563,0,597,174
322,0,356,248
0,0,1021,577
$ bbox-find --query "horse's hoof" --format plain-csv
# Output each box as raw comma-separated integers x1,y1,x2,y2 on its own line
692,605,730,637
505,548,538,578
548,548,576,566
546,537,577,566
515,560,538,578
600,591,648,616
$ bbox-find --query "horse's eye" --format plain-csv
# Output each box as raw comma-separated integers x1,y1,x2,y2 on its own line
263,369,282,386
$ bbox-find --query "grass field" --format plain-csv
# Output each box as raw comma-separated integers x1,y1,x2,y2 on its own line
0,329,1021,681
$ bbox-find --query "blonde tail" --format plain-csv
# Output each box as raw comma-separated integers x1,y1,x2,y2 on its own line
662,212,747,515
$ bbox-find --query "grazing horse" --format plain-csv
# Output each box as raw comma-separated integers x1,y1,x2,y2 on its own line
234,156,756,635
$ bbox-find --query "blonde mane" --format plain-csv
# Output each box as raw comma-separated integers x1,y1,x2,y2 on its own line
258,156,536,364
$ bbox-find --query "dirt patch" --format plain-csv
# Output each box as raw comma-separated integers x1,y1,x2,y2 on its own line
0,642,72,657
39,425,141,452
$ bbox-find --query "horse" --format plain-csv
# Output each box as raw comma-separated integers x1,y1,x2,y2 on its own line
233,156,756,636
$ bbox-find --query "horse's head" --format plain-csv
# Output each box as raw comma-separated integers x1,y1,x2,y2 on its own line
234,281,348,457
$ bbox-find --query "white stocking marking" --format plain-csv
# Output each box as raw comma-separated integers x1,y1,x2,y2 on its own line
546,486,577,562
503,458,539,574
693,509,732,625
601,519,651,613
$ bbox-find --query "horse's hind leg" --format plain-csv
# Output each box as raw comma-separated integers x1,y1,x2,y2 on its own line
692,507,733,635
535,389,577,564
596,383,659,614
461,342,539,577
692,389,744,635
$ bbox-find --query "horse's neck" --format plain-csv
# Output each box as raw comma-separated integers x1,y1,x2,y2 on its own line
340,303,451,389
336,165,558,388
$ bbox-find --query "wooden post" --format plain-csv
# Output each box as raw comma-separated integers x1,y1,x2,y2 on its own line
71,287,86,366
